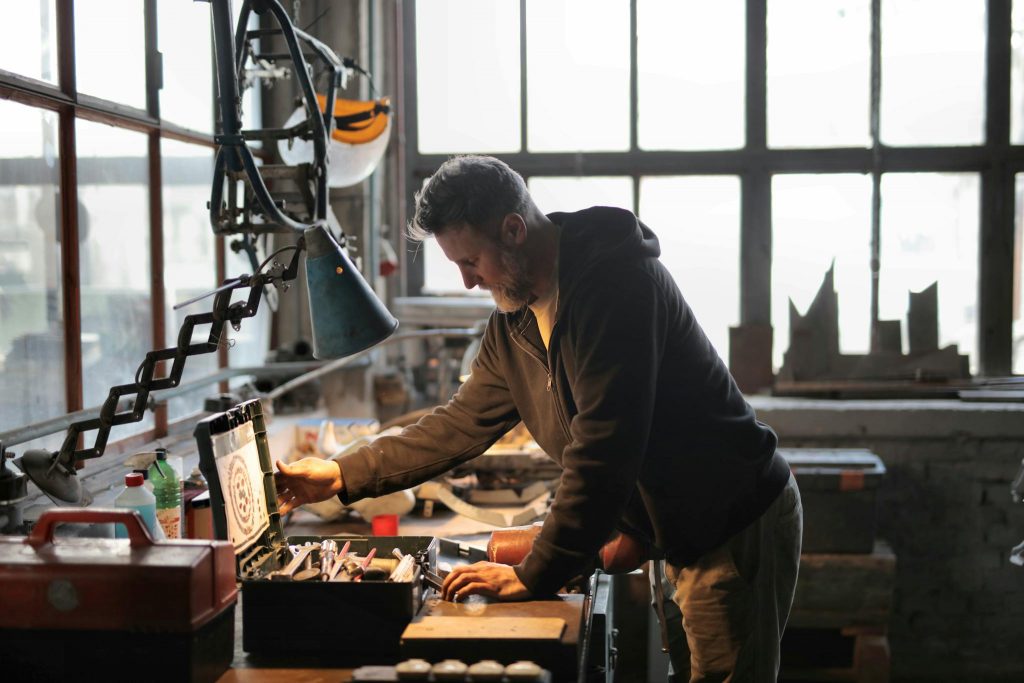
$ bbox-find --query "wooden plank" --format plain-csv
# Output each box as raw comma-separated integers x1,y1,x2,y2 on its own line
790,542,896,629
402,616,566,641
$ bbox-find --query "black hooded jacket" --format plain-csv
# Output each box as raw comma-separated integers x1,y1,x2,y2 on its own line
337,206,791,595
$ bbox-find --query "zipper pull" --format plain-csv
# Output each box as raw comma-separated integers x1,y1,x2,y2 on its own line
546,374,552,392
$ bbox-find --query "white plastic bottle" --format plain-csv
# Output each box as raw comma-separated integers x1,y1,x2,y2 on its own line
114,472,163,539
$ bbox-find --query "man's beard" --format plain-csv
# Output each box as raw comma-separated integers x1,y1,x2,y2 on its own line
487,245,534,313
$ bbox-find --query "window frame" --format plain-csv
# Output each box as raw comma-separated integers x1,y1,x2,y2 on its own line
401,0,1024,380
0,0,224,451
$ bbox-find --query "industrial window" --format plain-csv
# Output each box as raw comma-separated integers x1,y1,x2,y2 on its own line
881,0,986,147
161,138,217,423
405,0,1024,382
767,0,871,149
415,0,521,154
0,99,64,452
638,0,745,151
771,174,873,369
639,176,742,362
75,0,147,110
0,1,59,85
0,3,251,456
525,1,631,152
76,119,155,440
879,173,980,368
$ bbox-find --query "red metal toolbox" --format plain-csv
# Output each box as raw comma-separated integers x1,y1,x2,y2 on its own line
195,399,436,663
0,507,237,682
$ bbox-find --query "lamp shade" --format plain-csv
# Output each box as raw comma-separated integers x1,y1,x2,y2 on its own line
304,224,398,359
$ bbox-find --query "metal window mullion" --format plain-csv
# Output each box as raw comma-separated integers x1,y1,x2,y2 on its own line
979,0,1014,375
58,107,83,420
402,0,423,297
368,0,381,294
148,132,167,435
55,0,83,419
144,0,160,119
520,0,528,153
869,0,882,351
629,0,638,153
740,0,768,327
145,0,168,433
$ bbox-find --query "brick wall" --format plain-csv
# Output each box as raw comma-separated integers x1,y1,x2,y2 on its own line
752,398,1024,681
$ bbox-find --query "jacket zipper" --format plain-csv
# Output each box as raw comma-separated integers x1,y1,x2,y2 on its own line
510,324,572,440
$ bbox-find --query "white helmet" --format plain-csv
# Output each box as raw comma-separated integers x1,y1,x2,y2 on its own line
279,95,391,188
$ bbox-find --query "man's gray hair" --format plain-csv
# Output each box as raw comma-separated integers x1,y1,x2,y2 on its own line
408,155,530,242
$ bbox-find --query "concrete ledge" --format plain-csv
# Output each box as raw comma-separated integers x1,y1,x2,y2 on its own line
749,396,1024,440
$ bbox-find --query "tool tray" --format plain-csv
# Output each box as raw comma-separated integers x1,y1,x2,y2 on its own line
195,400,437,661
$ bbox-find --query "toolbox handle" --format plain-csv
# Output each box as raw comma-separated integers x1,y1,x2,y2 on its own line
27,508,156,548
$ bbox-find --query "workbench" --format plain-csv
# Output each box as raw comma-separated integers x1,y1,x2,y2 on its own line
216,509,615,683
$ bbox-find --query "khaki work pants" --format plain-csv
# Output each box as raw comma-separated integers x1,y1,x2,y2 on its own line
650,474,803,682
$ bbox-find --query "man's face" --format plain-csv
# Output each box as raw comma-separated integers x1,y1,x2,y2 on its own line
436,222,534,313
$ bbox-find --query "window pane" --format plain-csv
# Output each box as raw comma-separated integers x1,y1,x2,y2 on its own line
225,247,271,384
1015,174,1024,372
0,0,57,83
639,176,741,363
767,0,870,148
880,173,979,371
526,0,630,152
233,3,262,137
1013,0,1024,144
772,174,873,371
528,176,633,214
0,101,65,436
638,0,744,150
422,240,488,296
881,0,985,146
159,0,213,132
75,0,146,110
162,139,217,421
76,119,153,436
416,0,520,154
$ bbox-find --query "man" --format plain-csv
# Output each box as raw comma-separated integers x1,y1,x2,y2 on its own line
274,154,802,681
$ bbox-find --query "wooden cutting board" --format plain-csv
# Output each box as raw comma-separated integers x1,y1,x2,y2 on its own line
402,616,566,640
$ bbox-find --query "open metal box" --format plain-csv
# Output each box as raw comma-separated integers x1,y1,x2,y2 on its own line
195,399,437,661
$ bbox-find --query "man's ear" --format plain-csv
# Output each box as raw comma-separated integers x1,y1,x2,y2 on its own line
500,213,527,246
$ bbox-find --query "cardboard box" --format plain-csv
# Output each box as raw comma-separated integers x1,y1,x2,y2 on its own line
781,448,886,554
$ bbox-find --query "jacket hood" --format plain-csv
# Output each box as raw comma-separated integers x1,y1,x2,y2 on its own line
548,206,661,302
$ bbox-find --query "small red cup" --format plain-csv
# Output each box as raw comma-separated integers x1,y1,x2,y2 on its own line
371,513,399,536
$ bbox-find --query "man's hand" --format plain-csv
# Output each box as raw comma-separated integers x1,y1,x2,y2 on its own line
273,458,344,515
441,561,531,602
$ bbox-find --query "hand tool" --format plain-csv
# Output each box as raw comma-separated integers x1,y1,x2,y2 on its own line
319,539,337,580
268,542,316,581
421,567,447,593
327,540,352,581
352,547,377,582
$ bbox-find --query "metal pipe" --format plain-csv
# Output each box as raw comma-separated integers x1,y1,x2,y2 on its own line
0,362,311,447
1,327,483,447
266,327,481,400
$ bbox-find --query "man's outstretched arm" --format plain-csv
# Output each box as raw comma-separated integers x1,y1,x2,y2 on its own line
274,457,345,515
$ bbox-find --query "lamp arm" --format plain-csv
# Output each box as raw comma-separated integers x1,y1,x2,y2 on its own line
32,245,303,477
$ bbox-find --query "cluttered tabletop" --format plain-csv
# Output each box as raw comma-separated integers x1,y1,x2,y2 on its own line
218,508,588,682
